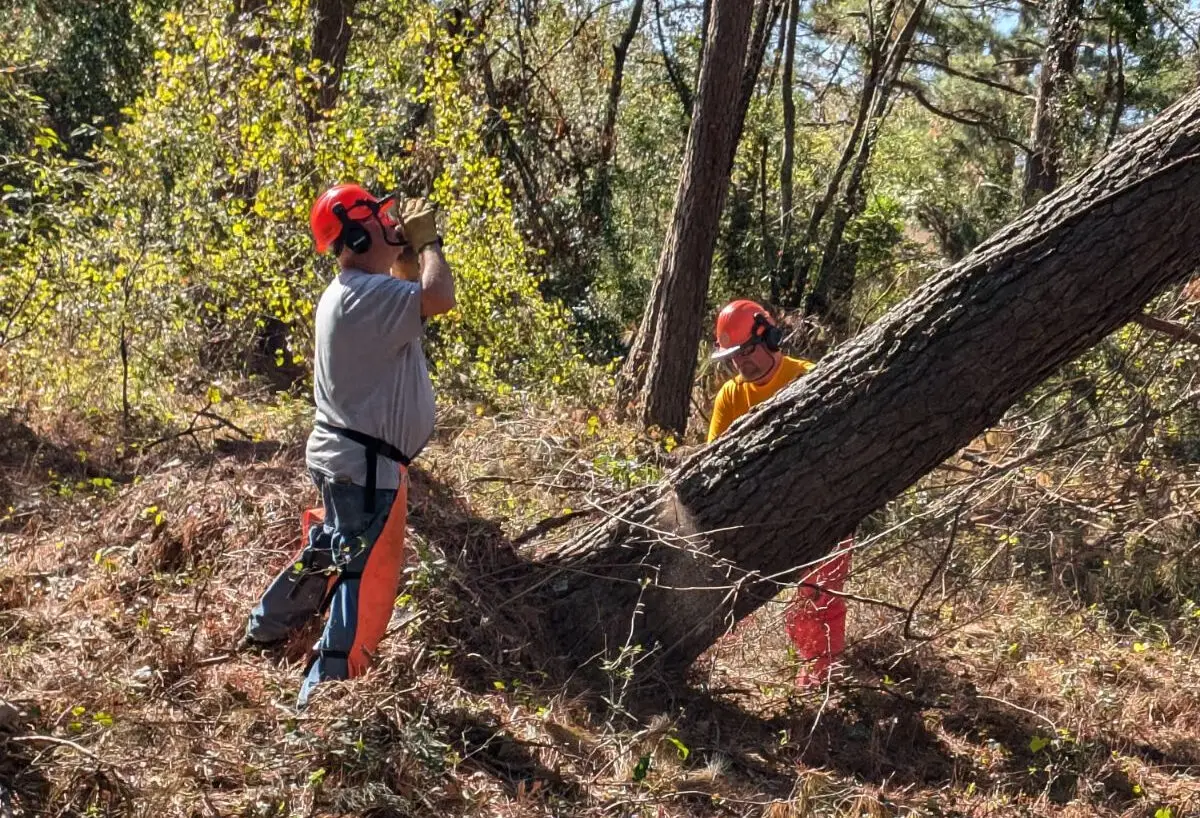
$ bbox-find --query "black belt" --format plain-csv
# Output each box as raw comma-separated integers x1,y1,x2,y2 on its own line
316,421,411,513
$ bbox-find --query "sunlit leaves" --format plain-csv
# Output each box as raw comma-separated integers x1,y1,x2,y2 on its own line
2,0,591,417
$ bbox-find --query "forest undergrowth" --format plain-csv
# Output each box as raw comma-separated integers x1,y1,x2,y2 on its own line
3,362,1200,817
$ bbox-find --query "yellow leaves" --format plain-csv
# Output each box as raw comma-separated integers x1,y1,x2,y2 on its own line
3,0,594,414
142,505,166,527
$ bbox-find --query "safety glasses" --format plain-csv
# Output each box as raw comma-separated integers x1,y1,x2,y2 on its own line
733,341,761,360
344,195,397,227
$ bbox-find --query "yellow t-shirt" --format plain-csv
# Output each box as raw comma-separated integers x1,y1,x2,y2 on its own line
707,356,814,443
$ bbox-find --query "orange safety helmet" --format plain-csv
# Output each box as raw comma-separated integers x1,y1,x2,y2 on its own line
711,299,782,360
309,183,396,253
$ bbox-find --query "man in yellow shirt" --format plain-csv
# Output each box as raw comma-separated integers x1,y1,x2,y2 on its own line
708,299,814,441
707,299,849,686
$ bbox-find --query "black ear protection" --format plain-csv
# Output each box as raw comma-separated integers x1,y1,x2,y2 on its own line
753,313,783,351
331,195,407,254
331,202,371,254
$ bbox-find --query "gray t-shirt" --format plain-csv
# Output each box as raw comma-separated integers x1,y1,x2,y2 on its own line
304,268,435,490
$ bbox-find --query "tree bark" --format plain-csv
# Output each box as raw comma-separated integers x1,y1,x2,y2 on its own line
806,0,926,332
616,0,756,431
1023,0,1084,206
310,0,358,117
774,0,800,303
545,88,1200,677
589,0,645,240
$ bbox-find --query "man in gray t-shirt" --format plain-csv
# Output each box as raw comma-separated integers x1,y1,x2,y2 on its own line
305,267,434,489
244,183,455,708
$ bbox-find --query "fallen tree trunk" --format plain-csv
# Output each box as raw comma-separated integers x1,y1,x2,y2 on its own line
543,88,1200,676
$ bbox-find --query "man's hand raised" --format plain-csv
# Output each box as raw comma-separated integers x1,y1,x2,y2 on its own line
397,197,440,252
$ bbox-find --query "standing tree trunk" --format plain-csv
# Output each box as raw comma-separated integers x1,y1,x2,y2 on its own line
1023,0,1084,206
774,0,800,304
806,0,926,332
654,0,693,116
739,0,786,130
543,88,1200,676
309,0,358,118
726,0,785,290
1105,29,1126,149
782,0,899,309
588,0,645,242
694,0,713,97
616,0,757,432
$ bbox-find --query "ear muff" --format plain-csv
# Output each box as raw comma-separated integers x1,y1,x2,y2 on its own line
331,203,371,254
753,313,783,351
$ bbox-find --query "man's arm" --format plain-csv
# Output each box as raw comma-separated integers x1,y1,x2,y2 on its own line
419,245,455,318
395,196,456,318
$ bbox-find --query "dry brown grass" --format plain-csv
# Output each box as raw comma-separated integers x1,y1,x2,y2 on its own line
1,393,1199,817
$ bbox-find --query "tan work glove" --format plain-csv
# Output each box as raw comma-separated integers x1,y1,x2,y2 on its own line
397,197,440,251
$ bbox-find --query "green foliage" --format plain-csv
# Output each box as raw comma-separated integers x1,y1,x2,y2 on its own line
1,0,590,419
399,8,589,396
631,753,651,782
5,0,156,155
4,0,1200,429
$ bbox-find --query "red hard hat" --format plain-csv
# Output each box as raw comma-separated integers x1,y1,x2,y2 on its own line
309,183,396,253
712,299,775,360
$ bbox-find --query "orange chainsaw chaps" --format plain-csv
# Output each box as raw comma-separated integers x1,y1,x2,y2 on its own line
346,466,408,678
785,537,853,687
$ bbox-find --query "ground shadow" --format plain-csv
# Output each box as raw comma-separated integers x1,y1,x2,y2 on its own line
211,436,291,462
0,410,113,533
0,735,52,817
403,464,1197,809
443,708,589,804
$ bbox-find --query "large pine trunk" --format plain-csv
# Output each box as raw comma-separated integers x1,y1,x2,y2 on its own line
545,89,1200,676
617,0,757,432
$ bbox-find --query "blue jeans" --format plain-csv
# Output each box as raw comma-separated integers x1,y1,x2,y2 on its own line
246,469,397,706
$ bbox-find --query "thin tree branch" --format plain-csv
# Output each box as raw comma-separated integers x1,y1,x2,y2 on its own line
907,55,1029,96
902,506,961,640
897,80,1033,153
1145,0,1200,50
513,508,599,546
1131,312,1200,346
7,734,121,769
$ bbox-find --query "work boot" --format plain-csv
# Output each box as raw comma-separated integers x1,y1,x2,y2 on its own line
235,632,287,657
